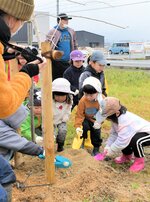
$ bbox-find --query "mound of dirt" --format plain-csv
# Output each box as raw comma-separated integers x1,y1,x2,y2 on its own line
12,149,150,202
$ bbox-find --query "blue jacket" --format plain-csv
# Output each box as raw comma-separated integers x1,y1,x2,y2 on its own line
0,155,16,185
0,105,43,160
0,155,16,201
0,184,7,202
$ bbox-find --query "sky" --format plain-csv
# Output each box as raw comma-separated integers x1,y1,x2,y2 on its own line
35,0,150,43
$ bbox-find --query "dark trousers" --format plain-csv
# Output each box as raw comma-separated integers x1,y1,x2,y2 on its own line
82,119,102,148
52,60,70,80
122,132,150,158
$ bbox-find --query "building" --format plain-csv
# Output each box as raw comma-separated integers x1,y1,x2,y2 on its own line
76,30,104,48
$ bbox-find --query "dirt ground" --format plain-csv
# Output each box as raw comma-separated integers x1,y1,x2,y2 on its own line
12,148,150,202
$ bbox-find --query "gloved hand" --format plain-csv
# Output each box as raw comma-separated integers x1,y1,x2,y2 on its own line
74,89,79,96
93,121,101,129
19,63,39,77
38,150,45,159
19,57,47,77
76,127,83,137
36,136,43,145
104,146,114,157
62,115,69,122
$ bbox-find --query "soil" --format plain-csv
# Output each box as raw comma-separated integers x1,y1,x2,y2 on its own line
12,148,150,202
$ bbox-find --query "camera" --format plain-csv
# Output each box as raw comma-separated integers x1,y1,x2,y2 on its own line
19,47,43,63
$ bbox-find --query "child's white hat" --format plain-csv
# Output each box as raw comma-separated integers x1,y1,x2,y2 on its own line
52,78,74,94
82,76,102,93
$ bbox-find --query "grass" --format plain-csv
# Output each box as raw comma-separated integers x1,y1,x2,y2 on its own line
66,67,150,145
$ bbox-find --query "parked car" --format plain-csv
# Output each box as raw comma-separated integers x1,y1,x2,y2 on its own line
108,42,129,54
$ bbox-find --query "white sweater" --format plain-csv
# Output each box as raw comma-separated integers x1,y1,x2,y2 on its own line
53,100,72,125
106,111,150,153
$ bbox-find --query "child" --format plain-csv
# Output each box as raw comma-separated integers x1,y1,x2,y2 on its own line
95,96,150,172
52,78,74,152
75,76,103,156
21,88,43,144
79,50,108,98
63,50,85,109
0,105,72,169
0,105,44,161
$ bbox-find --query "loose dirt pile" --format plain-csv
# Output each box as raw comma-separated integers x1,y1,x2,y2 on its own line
12,149,150,202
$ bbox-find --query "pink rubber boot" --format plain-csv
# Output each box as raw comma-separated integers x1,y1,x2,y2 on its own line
129,157,145,172
114,154,132,164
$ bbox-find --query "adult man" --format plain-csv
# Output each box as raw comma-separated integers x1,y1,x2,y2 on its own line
46,13,78,80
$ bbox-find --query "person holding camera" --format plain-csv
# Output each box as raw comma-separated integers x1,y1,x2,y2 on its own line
0,0,47,119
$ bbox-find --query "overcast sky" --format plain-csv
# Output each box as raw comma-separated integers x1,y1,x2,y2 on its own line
35,0,150,43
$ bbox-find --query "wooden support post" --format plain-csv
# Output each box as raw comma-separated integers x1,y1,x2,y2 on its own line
8,59,24,168
41,42,55,184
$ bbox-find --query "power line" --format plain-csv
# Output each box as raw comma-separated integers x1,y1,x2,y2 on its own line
71,15,127,29
64,0,150,13
35,0,150,15
34,13,127,29
66,0,86,5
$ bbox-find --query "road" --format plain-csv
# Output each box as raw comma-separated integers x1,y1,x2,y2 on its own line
107,59,150,69
105,53,150,69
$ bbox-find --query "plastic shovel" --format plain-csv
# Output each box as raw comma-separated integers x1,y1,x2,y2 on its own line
72,132,83,149
55,155,72,168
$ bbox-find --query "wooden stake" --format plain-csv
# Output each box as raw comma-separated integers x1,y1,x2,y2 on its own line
8,59,24,168
41,42,55,184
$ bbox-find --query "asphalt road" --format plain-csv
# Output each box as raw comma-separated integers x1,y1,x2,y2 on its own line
106,53,150,69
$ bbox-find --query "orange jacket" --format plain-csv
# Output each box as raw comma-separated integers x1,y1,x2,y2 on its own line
75,96,100,128
0,42,31,118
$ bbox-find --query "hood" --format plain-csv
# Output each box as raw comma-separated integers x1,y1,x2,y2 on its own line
2,105,28,129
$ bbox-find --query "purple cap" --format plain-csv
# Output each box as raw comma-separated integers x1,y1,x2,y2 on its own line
70,50,85,61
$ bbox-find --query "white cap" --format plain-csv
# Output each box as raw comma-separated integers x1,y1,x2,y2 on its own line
82,76,102,93
52,78,74,94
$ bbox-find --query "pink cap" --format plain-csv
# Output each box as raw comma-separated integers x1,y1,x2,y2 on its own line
70,50,85,61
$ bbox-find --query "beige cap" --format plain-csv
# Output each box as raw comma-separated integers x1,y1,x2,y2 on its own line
96,97,121,123
0,0,34,21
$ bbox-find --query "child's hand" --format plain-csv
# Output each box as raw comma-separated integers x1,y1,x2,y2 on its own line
74,89,79,96
104,146,114,157
76,127,83,137
36,136,43,145
38,150,45,159
93,121,101,129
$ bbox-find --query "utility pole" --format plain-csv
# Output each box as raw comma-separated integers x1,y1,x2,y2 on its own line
57,0,59,18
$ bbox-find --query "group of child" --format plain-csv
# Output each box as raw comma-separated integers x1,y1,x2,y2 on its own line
54,49,150,173
23,48,149,174
1,49,150,199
